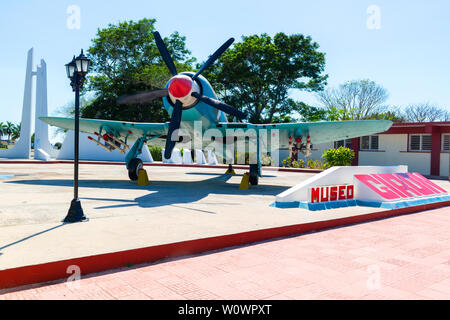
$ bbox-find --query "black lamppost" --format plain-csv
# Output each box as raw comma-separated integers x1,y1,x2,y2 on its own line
63,49,91,223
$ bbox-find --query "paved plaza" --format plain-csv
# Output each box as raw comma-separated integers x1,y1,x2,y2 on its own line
0,162,449,299
0,163,389,271
1,205,450,300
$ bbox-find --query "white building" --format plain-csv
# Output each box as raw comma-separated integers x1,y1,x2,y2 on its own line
285,122,450,178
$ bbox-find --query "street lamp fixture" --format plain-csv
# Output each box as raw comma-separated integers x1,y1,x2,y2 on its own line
65,56,76,79
63,49,91,223
75,50,90,75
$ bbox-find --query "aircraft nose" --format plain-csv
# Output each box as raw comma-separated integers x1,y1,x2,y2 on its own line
168,75,193,98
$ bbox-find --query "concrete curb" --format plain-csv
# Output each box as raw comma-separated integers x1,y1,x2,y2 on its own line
1,200,448,290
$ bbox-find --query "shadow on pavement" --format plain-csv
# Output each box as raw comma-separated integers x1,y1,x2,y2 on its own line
6,174,290,212
0,223,66,255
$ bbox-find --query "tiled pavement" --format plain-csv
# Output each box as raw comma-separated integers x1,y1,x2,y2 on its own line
1,207,450,300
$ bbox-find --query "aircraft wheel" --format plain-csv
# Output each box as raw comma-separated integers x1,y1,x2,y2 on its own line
249,173,259,186
249,164,259,186
128,158,143,181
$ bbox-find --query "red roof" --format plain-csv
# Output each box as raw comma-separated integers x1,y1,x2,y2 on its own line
383,121,450,134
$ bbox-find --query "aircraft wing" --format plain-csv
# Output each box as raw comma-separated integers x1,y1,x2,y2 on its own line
39,117,168,141
217,120,393,146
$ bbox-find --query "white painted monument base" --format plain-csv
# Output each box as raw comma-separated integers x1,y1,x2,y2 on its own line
195,150,207,165
162,148,182,164
207,150,218,165
34,148,51,161
182,149,193,164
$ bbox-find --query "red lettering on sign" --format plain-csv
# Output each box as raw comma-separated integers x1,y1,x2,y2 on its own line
308,185,355,203
355,172,447,201
354,175,402,200
330,186,338,201
399,173,436,196
376,174,410,198
321,187,329,202
410,173,447,194
396,174,427,197
338,186,346,200
346,185,354,199
311,187,320,203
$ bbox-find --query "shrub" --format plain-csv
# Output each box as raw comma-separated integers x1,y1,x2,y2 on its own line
306,159,330,170
321,147,355,167
148,145,162,161
282,157,305,168
261,154,273,166
282,157,330,170
234,152,271,166
235,152,248,165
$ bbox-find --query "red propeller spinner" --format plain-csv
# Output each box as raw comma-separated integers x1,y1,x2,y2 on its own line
167,74,200,107
168,75,192,98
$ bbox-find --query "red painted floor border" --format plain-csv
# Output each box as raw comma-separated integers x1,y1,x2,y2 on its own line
1,200,449,290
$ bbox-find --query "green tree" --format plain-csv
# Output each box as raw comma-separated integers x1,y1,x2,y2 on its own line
0,122,6,139
202,33,328,123
11,123,21,141
365,109,405,123
5,121,14,141
297,103,329,122
82,18,195,122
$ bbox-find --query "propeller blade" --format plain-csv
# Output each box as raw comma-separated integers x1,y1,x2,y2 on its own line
191,92,247,120
192,38,234,80
153,31,178,76
116,89,169,105
164,100,183,159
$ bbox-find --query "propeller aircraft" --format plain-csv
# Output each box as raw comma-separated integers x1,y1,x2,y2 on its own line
41,31,393,185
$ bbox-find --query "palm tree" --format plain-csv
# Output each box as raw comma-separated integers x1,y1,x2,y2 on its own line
5,121,14,141
11,123,21,141
0,122,5,139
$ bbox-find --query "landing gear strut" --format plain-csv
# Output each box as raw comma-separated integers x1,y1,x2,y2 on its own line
125,137,146,181
128,158,143,181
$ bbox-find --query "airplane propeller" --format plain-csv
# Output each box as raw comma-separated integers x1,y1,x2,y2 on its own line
153,31,178,76
191,37,235,81
165,100,183,159
116,89,169,105
116,31,247,159
191,92,247,120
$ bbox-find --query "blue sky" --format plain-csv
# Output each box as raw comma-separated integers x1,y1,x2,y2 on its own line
1,0,449,130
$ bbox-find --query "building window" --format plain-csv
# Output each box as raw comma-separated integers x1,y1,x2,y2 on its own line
409,134,432,152
335,139,352,149
361,135,379,151
442,134,450,152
